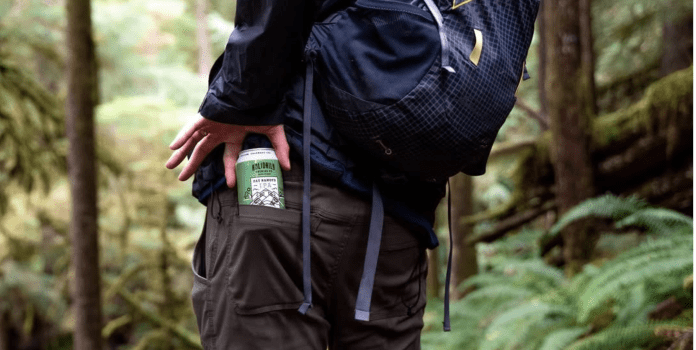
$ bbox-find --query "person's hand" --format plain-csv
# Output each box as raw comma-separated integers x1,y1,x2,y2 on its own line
165,114,291,188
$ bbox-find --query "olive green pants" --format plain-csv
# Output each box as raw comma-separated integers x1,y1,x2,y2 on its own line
191,166,428,349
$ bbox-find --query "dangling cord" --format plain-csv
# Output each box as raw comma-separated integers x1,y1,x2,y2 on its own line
443,179,453,331
401,247,425,316
298,53,315,315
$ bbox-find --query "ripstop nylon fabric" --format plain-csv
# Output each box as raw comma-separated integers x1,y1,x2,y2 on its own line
315,0,540,181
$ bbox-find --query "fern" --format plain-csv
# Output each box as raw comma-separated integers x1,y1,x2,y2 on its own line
499,259,566,292
596,234,692,264
615,208,693,233
614,283,649,326
458,273,513,291
577,235,693,323
548,194,648,237
461,285,535,304
480,301,575,350
566,323,677,350
424,198,692,350
539,327,589,350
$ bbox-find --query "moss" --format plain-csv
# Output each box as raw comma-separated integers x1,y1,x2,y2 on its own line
592,66,693,149
480,66,693,225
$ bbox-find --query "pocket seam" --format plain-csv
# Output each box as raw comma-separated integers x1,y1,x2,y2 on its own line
234,301,305,315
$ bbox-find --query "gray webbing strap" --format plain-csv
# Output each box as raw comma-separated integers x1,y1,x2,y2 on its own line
443,180,452,331
422,0,455,73
354,182,384,321
298,57,314,315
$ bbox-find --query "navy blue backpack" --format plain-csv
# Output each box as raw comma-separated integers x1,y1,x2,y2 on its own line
309,0,540,181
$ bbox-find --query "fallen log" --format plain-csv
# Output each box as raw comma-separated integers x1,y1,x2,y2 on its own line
461,67,693,242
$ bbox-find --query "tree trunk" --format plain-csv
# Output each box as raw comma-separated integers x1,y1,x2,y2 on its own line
579,0,597,115
450,174,477,300
0,311,8,350
426,248,440,299
195,0,213,78
660,4,693,77
537,0,548,117
65,0,103,347
545,0,597,275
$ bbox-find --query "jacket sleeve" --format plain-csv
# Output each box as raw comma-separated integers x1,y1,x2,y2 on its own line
198,0,317,125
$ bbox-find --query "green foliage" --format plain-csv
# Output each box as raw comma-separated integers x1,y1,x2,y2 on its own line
593,0,692,85
615,209,693,233
539,327,589,350
576,235,692,323
92,0,209,106
481,301,576,350
548,194,648,236
423,198,692,350
0,260,69,341
0,50,66,214
544,194,693,253
566,323,671,350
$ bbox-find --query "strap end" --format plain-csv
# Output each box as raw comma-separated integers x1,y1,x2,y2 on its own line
298,302,312,315
355,309,370,321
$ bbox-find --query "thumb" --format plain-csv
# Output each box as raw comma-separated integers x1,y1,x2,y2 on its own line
265,125,291,171
223,142,242,188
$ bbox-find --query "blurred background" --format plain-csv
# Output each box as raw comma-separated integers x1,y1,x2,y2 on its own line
0,0,692,349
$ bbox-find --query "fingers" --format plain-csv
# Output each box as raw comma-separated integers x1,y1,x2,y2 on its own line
169,115,212,150
165,130,208,169
223,142,243,188
177,136,219,181
266,125,291,171
169,118,198,150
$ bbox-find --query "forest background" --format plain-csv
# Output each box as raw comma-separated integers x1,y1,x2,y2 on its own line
0,0,693,349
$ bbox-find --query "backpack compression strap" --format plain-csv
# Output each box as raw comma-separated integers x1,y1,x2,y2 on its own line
298,55,315,315
297,51,385,322
422,0,455,73
355,183,384,321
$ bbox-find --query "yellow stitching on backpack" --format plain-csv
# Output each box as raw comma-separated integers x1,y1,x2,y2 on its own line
452,0,474,10
469,29,483,66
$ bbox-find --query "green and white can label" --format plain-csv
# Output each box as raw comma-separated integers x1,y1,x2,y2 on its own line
235,148,285,209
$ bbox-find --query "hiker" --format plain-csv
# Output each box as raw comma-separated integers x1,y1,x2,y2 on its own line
165,0,539,348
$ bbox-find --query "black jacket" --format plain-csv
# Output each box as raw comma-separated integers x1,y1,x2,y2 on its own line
198,0,348,126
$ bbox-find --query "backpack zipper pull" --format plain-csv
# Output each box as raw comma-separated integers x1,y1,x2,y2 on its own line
375,139,393,155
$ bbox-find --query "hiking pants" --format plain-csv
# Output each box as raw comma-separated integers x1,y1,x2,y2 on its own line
191,164,428,349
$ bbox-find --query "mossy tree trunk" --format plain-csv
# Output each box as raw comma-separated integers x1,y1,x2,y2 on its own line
545,0,597,275
537,0,548,117
579,0,597,116
65,0,103,347
426,248,440,299
450,174,477,300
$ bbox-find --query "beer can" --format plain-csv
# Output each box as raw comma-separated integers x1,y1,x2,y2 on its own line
235,148,285,209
